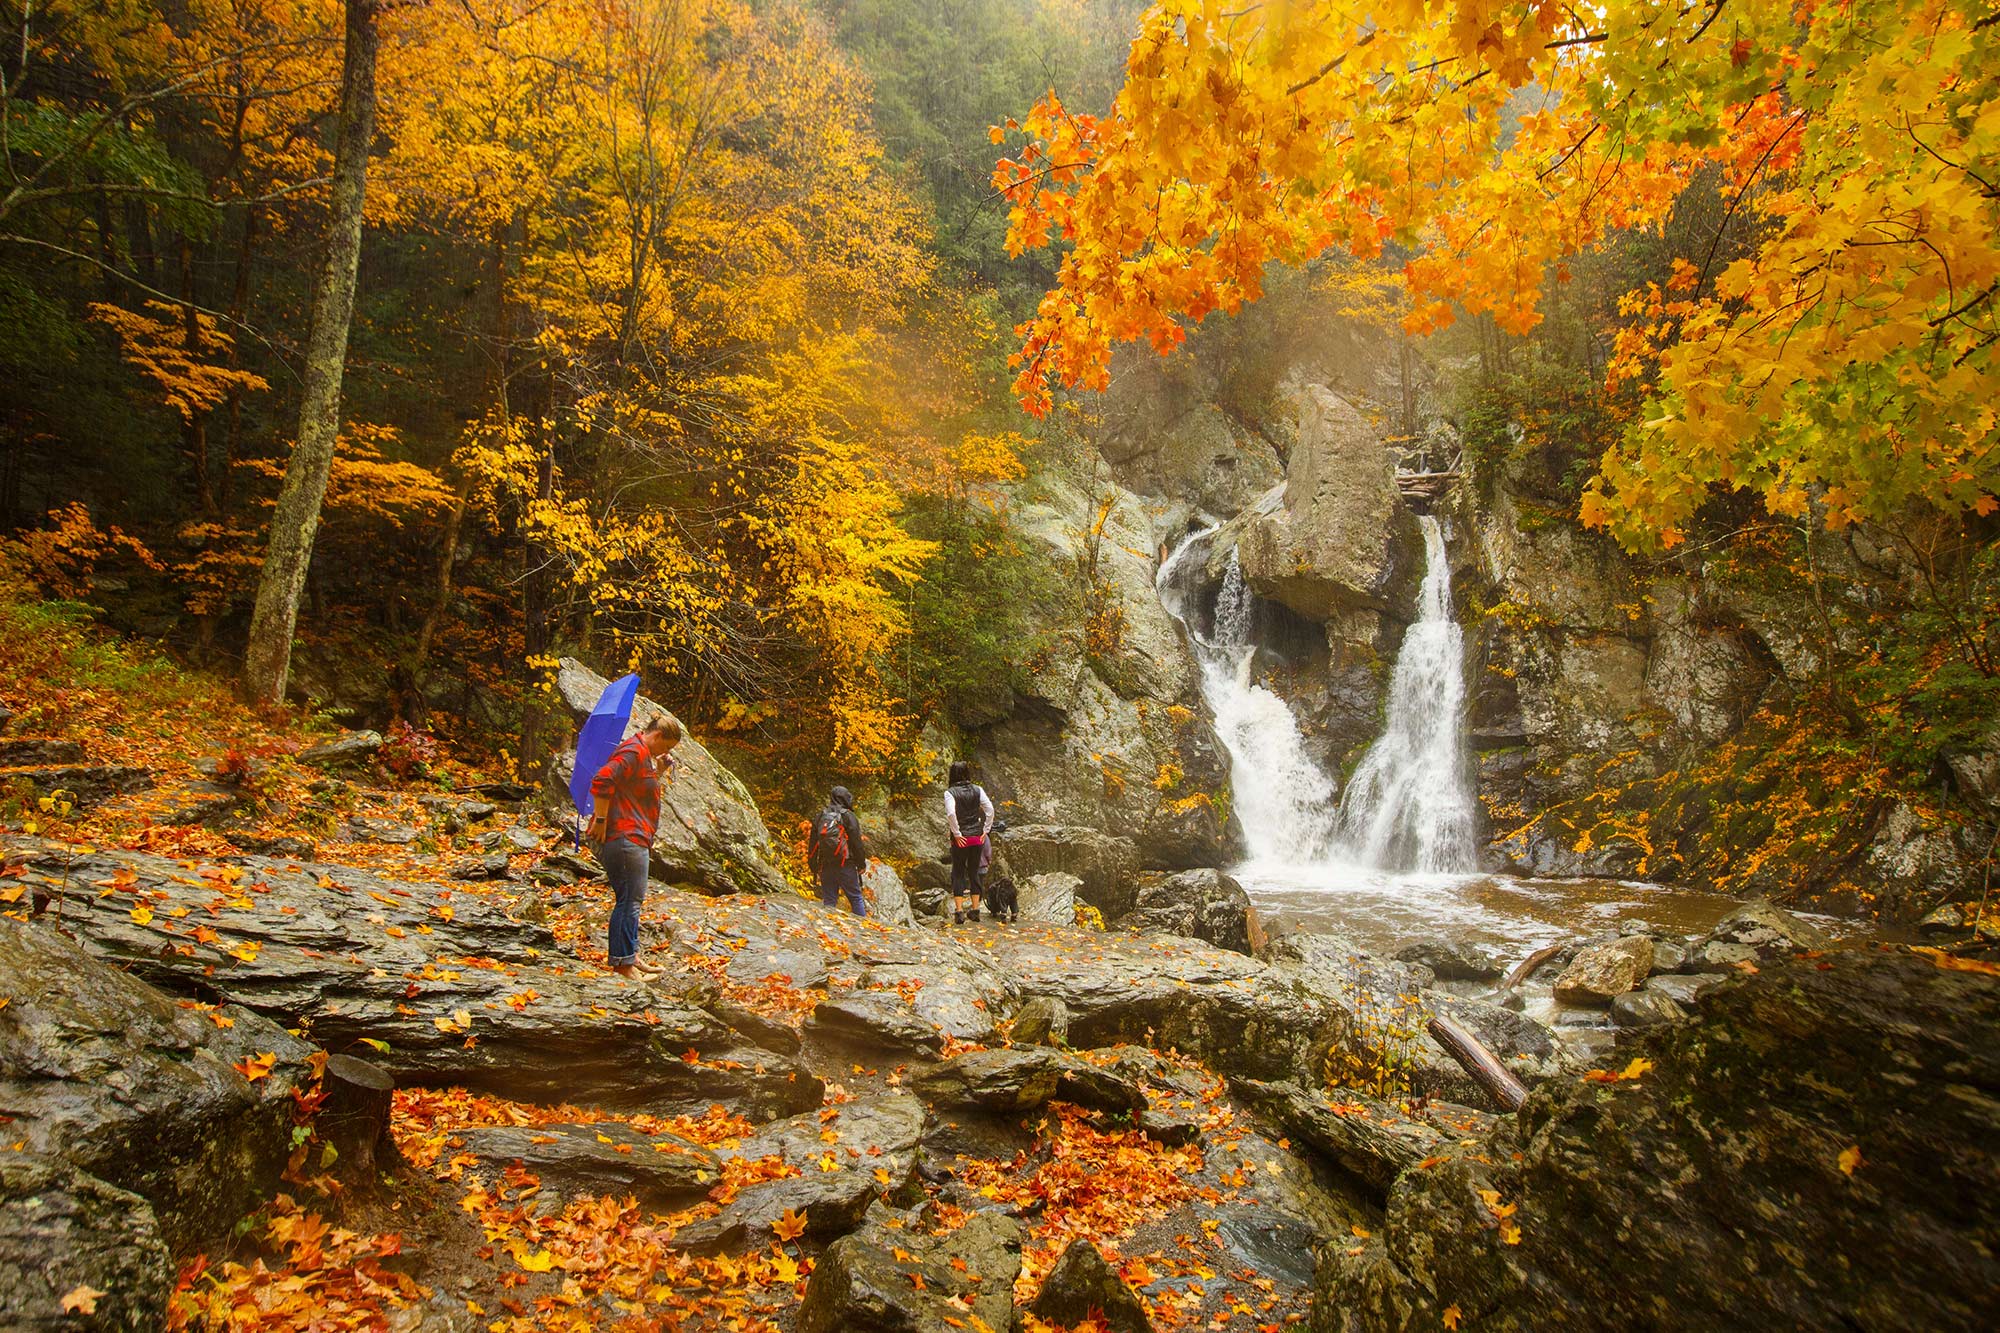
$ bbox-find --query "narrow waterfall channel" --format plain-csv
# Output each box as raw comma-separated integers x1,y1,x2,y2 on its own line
1156,528,1337,863
1333,515,1480,872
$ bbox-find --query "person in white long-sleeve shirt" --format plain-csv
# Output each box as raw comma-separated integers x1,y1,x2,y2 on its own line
943,760,994,924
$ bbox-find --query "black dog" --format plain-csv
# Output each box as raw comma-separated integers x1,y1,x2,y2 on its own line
984,875,1018,924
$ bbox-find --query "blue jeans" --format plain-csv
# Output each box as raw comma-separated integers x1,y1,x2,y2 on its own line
819,871,867,917
601,837,650,966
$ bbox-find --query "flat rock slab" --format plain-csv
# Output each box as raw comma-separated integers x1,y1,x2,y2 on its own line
806,991,945,1056
0,917,313,1253
0,738,85,766
9,840,821,1121
674,1092,927,1253
913,1048,1066,1113
1231,1078,1454,1200
455,1123,719,1209
298,731,383,768
2,765,151,808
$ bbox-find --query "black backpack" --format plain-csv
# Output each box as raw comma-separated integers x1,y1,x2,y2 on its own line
948,782,985,837
811,807,852,873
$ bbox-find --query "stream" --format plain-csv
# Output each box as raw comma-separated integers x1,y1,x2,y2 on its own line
1156,517,1745,982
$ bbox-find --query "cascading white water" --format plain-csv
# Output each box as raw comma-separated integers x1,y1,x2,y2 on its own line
1157,529,1338,863
1334,515,1479,872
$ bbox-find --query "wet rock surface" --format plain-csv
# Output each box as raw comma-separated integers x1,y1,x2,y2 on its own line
7,839,822,1120
0,1154,174,1332
1032,1239,1153,1333
455,1123,720,1210
798,1204,1022,1333
1314,949,2000,1332
0,917,313,1253
675,1093,926,1253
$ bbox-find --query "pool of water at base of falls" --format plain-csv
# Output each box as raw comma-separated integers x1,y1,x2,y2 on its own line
1234,859,1750,961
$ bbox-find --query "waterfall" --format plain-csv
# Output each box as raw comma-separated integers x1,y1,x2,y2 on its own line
1333,515,1479,872
1157,529,1338,863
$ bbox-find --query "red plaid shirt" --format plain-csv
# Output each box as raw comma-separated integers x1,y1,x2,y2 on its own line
589,734,661,847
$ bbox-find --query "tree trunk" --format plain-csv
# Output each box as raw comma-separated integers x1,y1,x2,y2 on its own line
242,0,380,707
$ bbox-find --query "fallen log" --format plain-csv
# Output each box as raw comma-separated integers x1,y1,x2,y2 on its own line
1503,942,1565,991
1427,1014,1529,1112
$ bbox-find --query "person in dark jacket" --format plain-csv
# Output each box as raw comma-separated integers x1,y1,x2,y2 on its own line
944,760,993,925
807,784,869,917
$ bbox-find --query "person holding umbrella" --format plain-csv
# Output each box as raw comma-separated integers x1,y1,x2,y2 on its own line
583,714,682,979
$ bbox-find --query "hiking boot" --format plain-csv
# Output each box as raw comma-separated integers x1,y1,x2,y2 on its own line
968,908,981,923
951,910,963,926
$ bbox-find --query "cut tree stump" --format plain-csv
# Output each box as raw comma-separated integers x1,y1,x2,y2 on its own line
317,1054,398,1181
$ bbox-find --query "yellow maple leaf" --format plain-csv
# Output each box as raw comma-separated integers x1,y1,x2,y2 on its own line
1443,1305,1462,1330
129,905,154,925
516,1249,555,1272
61,1285,105,1314
773,1207,809,1242
1838,1145,1863,1176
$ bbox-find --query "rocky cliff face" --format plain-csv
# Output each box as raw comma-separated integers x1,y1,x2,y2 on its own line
867,459,1244,900
1455,461,1995,919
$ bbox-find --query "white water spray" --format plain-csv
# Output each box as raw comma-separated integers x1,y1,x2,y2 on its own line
1333,515,1479,872
1157,529,1338,863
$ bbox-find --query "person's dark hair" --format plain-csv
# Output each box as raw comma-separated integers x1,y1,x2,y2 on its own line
642,715,683,743
947,760,970,786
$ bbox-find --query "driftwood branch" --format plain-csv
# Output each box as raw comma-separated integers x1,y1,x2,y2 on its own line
1428,1014,1529,1112
1503,943,1565,990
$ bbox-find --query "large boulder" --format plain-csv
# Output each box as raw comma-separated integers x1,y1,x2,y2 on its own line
1017,871,1081,926
1551,936,1654,1006
0,1155,174,1331
799,1205,1022,1333
862,861,914,928
1031,1240,1153,1333
1116,868,1258,955
0,917,313,1253
1225,387,1421,620
1004,825,1142,919
806,990,946,1057
9,840,822,1121
1313,950,2000,1331
547,658,788,896
912,1048,1066,1113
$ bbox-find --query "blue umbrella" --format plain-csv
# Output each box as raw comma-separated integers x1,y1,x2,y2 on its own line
569,672,641,844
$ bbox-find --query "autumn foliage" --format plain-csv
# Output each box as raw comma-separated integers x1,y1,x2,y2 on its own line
997,0,2000,548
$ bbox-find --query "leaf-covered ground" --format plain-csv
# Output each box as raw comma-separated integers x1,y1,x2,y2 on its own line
2,586,1315,1332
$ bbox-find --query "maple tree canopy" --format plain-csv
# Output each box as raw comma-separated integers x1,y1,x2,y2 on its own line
996,0,2000,550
